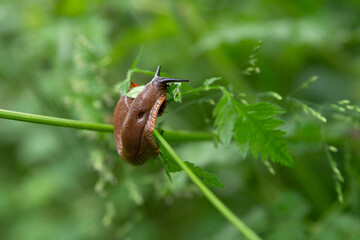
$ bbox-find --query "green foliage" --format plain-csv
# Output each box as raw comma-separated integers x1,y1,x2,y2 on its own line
213,92,238,145
159,141,224,188
166,83,186,103
214,90,293,167
125,86,145,98
1,0,360,239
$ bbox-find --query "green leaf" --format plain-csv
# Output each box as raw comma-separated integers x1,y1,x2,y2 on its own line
118,71,131,96
237,102,293,167
213,93,238,145
246,102,285,119
236,102,292,166
184,162,224,188
213,91,293,167
166,83,192,103
159,143,224,188
167,83,182,102
125,86,145,98
158,153,173,181
180,82,195,94
172,84,182,102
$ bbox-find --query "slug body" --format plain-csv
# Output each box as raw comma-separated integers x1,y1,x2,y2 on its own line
114,66,188,165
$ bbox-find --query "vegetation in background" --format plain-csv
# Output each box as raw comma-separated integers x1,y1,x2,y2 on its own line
1,0,360,239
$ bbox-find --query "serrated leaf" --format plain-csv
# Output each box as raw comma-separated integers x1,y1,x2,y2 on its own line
213,91,293,167
159,143,224,188
213,94,238,145
234,101,293,167
246,102,285,119
184,162,224,188
158,153,173,181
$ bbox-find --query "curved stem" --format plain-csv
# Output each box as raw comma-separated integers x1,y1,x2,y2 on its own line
0,108,215,141
0,108,261,239
153,130,261,240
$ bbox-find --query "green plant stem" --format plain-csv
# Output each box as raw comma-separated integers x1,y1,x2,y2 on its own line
0,108,214,141
0,108,260,239
153,130,261,240
0,109,113,132
162,130,214,142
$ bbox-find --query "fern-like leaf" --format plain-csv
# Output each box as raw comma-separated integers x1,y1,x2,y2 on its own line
214,92,293,167
213,94,238,145
159,144,224,188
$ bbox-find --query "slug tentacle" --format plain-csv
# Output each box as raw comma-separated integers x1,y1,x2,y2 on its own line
113,66,189,165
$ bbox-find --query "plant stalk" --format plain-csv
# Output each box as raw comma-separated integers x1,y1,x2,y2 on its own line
154,130,261,240
0,108,113,132
0,108,260,240
0,108,214,141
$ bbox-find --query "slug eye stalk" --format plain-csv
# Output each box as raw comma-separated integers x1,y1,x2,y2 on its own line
156,78,189,84
154,65,189,84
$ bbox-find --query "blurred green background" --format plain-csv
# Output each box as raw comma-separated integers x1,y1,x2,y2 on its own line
1,0,360,239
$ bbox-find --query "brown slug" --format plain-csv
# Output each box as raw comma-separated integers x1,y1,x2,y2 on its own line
113,66,189,165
